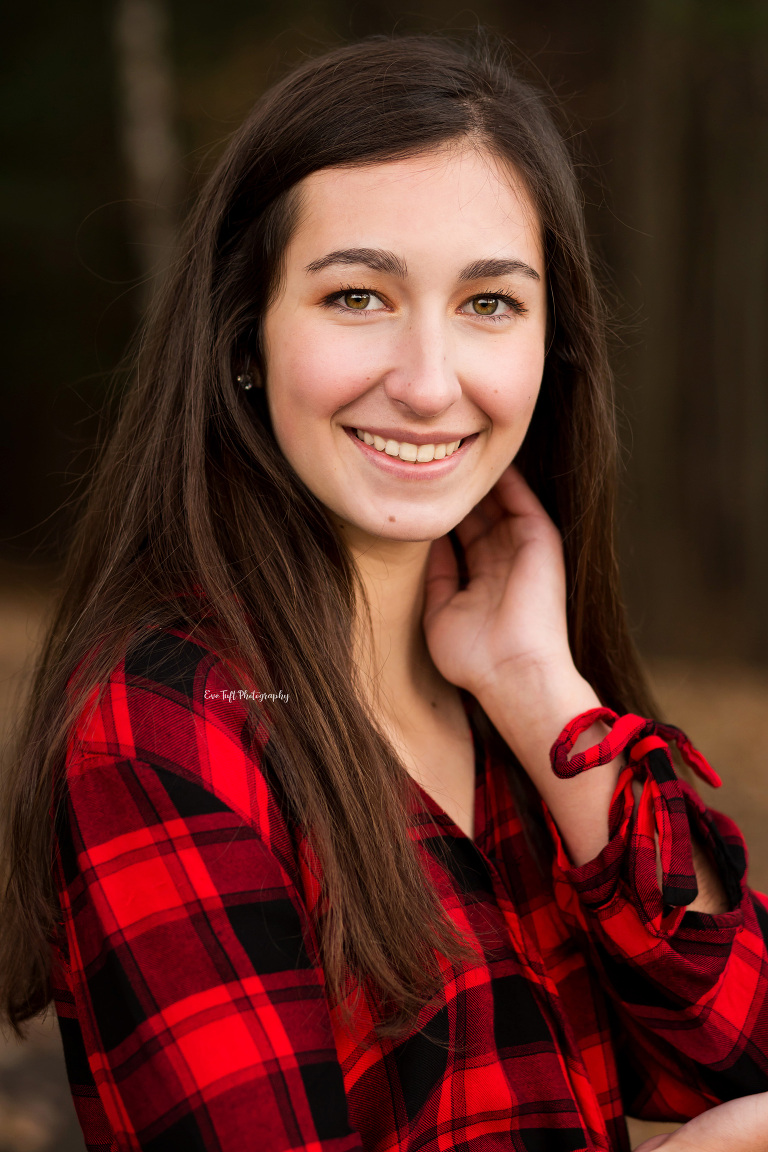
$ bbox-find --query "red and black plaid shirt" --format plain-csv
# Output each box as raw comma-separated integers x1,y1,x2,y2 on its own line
50,629,768,1152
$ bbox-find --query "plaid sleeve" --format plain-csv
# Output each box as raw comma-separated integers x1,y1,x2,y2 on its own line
544,709,768,1121
54,630,363,1152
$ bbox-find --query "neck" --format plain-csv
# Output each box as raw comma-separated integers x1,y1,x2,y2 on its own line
335,520,440,722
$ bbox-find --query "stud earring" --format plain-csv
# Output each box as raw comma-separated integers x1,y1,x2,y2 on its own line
236,371,255,391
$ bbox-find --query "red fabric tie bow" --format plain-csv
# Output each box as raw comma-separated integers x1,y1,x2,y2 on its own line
550,709,723,908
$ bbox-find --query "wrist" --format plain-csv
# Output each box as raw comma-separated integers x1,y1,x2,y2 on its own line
475,664,626,867
476,661,602,765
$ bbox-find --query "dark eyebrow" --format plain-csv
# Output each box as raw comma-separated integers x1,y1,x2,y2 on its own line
304,248,408,278
304,249,540,284
458,258,541,283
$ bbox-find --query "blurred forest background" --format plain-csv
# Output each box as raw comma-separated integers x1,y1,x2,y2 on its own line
1,0,767,1149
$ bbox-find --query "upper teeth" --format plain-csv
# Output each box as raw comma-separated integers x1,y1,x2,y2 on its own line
354,429,463,462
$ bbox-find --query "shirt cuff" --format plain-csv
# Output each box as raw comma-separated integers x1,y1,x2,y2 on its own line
544,708,747,938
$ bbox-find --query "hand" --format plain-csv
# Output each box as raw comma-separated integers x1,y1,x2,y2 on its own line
633,1093,768,1151
423,462,620,866
422,463,732,890
423,463,575,698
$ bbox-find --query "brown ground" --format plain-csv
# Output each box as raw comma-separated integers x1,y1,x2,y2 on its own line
1,587,766,1151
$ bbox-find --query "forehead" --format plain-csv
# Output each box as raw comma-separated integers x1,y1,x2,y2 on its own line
287,146,543,272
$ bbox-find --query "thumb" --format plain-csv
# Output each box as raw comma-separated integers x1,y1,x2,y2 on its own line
423,535,459,630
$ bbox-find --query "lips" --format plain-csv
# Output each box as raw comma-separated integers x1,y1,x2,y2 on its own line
350,426,472,448
344,426,479,476
353,428,462,462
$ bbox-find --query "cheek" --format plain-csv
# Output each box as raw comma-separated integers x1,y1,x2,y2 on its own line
472,337,545,429
266,321,381,433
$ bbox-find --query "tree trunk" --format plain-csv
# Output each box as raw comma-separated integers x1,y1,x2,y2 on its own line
113,0,181,302
617,0,768,663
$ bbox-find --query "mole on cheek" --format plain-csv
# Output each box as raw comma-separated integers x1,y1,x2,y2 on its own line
388,516,395,522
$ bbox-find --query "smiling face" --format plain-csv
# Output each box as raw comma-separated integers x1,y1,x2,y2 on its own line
261,144,548,545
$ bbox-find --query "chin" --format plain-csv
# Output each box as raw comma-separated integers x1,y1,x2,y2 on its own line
342,507,461,544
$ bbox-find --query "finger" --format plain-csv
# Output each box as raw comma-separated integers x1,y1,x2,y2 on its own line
633,1137,671,1152
452,465,551,553
659,1090,768,1150
493,463,551,521
452,501,500,553
451,477,520,552
423,535,459,626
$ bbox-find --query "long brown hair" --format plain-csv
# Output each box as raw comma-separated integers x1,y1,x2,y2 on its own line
1,32,656,1038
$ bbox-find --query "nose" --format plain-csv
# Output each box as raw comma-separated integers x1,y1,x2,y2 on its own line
382,314,462,418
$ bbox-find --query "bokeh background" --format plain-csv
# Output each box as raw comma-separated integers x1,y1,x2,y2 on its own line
1,1,767,1149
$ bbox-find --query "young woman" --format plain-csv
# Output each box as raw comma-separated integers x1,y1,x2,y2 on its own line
2,34,768,1152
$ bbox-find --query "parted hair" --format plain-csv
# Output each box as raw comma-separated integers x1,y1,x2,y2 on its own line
0,32,656,1038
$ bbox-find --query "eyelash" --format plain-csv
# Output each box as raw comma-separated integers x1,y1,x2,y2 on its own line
320,286,528,320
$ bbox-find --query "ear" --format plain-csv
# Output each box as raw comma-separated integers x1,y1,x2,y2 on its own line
233,330,265,391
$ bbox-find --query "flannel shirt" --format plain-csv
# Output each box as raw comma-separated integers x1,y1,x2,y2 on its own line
50,628,768,1152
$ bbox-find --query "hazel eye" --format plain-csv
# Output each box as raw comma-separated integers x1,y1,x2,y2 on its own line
344,290,372,309
321,287,388,315
458,292,526,320
471,296,502,315
474,297,499,315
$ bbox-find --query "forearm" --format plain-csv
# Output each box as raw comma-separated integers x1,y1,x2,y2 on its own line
478,664,728,911
634,1091,768,1151
478,663,622,865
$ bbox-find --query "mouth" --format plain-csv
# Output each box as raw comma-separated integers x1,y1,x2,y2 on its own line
344,426,480,475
